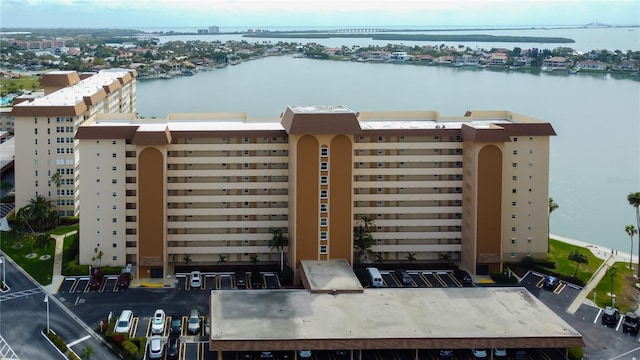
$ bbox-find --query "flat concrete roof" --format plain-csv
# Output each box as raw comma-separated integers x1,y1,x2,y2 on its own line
208,287,583,351
299,260,364,293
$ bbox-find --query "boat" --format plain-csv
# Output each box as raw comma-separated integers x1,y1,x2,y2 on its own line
569,68,580,74
181,70,194,76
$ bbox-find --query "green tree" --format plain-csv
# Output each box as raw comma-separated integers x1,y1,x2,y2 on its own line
268,228,288,272
628,192,640,277
568,251,588,277
548,197,559,252
406,253,417,262
80,345,95,360
91,247,104,269
15,194,58,233
250,255,259,265
183,254,191,265
354,215,375,263
374,252,384,263
217,254,227,263
625,224,637,270
439,253,452,262
50,172,61,218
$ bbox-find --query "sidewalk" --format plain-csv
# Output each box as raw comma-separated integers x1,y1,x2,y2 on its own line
43,230,77,294
566,254,617,314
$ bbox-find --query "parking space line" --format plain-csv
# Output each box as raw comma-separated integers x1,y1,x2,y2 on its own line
164,317,171,337
200,316,206,336
83,281,90,293
390,274,401,287
433,273,447,287
69,279,79,293
616,316,624,331
98,278,107,292
536,277,545,288
179,341,187,360
145,317,152,337
448,273,463,287
553,283,566,294
181,316,188,336
130,317,139,338
199,342,206,360
419,273,433,287
112,279,119,292
594,308,603,323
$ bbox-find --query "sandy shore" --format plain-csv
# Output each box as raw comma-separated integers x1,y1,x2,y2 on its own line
551,233,636,263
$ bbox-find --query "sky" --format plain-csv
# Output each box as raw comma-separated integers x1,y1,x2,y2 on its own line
0,0,638,29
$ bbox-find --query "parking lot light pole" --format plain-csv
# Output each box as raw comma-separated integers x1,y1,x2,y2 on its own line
0,255,5,286
44,294,50,334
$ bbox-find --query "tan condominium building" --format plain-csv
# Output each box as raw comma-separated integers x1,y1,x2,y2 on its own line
11,69,137,216
75,106,555,280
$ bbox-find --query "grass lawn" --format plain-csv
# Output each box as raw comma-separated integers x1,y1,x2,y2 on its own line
0,76,41,96
547,238,604,283
0,231,55,285
50,224,79,235
593,262,637,313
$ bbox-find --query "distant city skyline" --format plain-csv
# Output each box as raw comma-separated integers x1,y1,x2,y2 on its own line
0,0,638,29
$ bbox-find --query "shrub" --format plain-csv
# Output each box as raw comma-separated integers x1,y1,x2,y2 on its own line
533,265,585,287
100,266,123,275
60,216,80,225
63,256,90,276
44,329,68,353
121,340,139,359
568,347,583,360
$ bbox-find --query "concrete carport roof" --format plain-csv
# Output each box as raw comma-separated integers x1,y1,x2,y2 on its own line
208,285,583,352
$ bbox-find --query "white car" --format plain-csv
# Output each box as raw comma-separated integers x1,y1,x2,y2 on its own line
114,310,133,334
188,308,201,334
148,335,163,359
151,309,166,335
472,349,488,359
494,348,507,357
298,350,312,359
190,271,202,288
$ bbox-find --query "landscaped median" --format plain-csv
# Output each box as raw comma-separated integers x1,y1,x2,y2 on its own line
41,328,81,360
100,314,147,360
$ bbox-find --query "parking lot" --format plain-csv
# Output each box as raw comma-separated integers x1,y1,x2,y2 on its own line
373,270,471,288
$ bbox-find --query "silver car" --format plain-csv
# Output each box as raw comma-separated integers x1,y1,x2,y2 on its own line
188,309,201,334
148,335,163,359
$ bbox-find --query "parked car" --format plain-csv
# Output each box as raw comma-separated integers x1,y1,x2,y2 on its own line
236,271,246,288
514,350,527,360
170,314,182,335
602,306,620,326
151,309,166,335
117,272,132,290
148,335,163,359
114,310,133,334
439,350,453,359
494,348,507,357
260,352,274,359
471,349,488,359
251,272,263,289
542,276,559,290
298,350,312,359
188,309,201,334
190,271,202,288
395,269,412,285
88,269,104,290
241,352,255,360
623,312,640,335
335,350,348,359
166,336,180,359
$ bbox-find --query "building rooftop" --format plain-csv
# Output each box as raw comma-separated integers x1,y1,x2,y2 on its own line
209,287,583,350
299,260,364,293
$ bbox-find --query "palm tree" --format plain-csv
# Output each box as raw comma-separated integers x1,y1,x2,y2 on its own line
15,194,58,233
548,198,559,252
268,228,288,272
80,345,95,360
625,225,637,270
628,192,640,277
250,255,259,266
50,172,62,219
406,253,417,262
354,215,375,263
608,266,617,306
568,251,588,277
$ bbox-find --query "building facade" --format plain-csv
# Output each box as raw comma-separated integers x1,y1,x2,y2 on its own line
75,106,555,280
11,69,136,216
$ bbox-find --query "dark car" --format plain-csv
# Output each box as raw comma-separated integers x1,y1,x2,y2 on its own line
454,269,473,286
88,269,104,290
395,269,412,285
439,350,454,359
236,271,246,288
170,314,182,335
251,272,263,289
117,272,132,290
542,276,559,290
260,352,274,359
514,350,527,360
166,336,180,359
602,306,620,326
241,352,255,360
623,312,640,335
335,350,348,359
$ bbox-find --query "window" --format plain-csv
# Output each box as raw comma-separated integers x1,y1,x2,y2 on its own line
112,166,117,171
513,150,518,155
112,205,117,210
512,189,517,194
112,243,117,247
511,238,516,244
512,162,517,168
320,190,328,199
512,176,517,180
112,153,116,158
511,227,516,232
320,232,327,240
112,256,117,261
320,176,328,185
320,162,328,170
320,217,328,227
510,252,516,258
511,214,516,219
513,137,518,142
320,204,328,213
112,140,117,145
320,245,328,254
112,218,117,223
512,201,517,206
113,231,117,235
320,147,328,157
112,192,117,197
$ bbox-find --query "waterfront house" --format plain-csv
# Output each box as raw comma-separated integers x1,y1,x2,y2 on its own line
389,51,412,61
434,55,454,64
542,56,568,69
489,53,508,66
577,60,607,71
